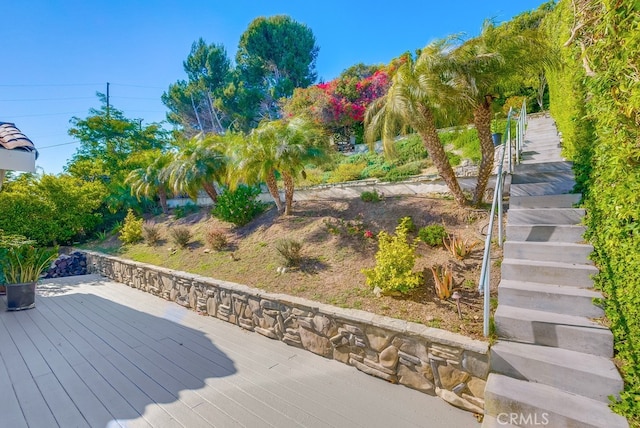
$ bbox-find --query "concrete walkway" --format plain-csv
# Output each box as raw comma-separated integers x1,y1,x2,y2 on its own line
482,116,628,427
1,275,475,428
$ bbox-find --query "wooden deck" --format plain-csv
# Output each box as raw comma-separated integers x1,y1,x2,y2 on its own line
0,275,474,428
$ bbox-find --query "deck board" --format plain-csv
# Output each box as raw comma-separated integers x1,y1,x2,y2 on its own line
0,275,475,428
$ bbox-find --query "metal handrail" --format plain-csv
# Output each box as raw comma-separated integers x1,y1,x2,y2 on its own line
479,101,527,337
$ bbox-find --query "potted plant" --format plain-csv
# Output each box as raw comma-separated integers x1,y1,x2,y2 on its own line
0,234,57,311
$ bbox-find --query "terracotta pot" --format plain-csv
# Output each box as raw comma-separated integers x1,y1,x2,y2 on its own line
5,282,36,311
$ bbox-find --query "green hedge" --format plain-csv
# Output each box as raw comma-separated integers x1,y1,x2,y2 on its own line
545,1,640,425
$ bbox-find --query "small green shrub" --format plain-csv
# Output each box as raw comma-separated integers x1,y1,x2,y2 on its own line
418,224,448,246
328,162,365,183
275,239,303,267
205,227,228,251
398,216,416,233
383,161,423,182
212,185,266,226
169,226,192,248
447,152,462,166
142,221,161,246
360,190,382,203
362,222,421,294
120,209,143,244
396,135,427,164
173,202,199,219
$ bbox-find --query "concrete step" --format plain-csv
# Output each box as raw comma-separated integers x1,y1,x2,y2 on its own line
494,305,613,357
501,258,597,287
503,241,594,264
510,181,575,197
490,341,622,403
484,374,629,428
507,208,585,225
506,224,586,243
513,160,573,174
509,193,581,209
498,280,604,317
511,170,575,184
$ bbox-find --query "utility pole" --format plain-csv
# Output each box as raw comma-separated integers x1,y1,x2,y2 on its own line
106,82,110,118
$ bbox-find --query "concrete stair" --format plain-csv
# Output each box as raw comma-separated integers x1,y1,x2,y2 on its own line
494,305,613,357
482,116,627,428
502,241,593,264
498,280,604,317
484,375,629,428
491,341,622,402
501,258,597,287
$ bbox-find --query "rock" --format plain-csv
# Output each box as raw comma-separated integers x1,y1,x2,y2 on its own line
299,327,333,358
436,387,483,413
365,326,392,352
379,345,399,369
466,377,486,399
462,351,489,379
397,365,435,395
313,315,336,336
437,364,470,390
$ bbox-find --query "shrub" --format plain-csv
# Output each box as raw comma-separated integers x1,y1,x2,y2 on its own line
383,161,423,182
173,202,199,219
120,209,143,244
419,224,448,246
169,226,192,248
275,239,303,267
362,222,421,294
142,221,161,246
360,190,382,203
212,185,266,226
398,216,416,233
447,152,462,166
328,162,365,183
205,227,228,251
396,135,427,164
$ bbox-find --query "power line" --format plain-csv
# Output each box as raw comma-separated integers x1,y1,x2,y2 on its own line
37,141,80,150
3,111,86,118
0,83,101,87
0,97,96,102
110,83,166,90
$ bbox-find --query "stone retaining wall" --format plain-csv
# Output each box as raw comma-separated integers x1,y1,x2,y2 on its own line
83,250,488,413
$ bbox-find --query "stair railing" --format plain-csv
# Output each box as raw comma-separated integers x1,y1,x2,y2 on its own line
479,101,527,337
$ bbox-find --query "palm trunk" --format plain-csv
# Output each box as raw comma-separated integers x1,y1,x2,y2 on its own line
472,102,495,206
202,181,218,203
265,169,284,213
282,171,295,216
158,187,169,214
416,106,467,207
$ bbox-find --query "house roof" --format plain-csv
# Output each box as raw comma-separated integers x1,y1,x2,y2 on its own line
0,122,38,158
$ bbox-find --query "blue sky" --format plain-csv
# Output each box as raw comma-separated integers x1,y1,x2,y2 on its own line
1,0,545,174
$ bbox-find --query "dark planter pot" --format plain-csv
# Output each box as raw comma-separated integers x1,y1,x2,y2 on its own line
492,133,503,146
5,282,36,311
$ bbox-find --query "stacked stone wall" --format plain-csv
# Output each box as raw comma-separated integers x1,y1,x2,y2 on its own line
83,250,488,413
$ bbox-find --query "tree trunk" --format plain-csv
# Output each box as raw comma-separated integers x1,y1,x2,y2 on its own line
282,171,295,216
202,181,218,203
158,187,169,214
265,169,284,213
472,102,495,206
190,93,204,131
416,106,467,207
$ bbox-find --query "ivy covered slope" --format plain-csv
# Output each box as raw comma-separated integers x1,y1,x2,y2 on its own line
545,1,639,425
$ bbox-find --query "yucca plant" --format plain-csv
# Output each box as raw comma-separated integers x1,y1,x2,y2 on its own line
430,264,454,300
443,234,479,260
0,243,58,284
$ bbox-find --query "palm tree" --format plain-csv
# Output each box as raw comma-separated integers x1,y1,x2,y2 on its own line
229,117,326,215
365,45,468,207
126,150,174,214
164,133,227,204
446,22,553,205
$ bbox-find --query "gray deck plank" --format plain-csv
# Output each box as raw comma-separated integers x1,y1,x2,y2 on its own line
0,350,28,428
1,276,475,428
